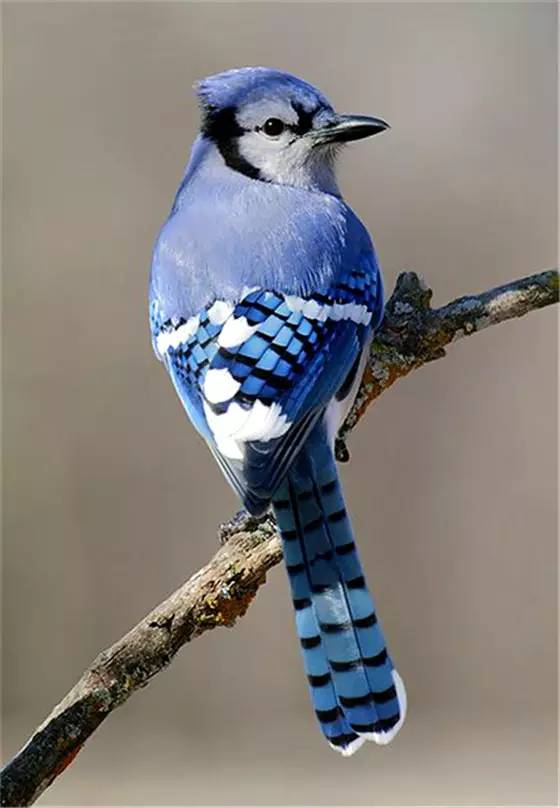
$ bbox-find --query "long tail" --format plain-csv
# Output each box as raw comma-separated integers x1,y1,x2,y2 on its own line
272,425,406,756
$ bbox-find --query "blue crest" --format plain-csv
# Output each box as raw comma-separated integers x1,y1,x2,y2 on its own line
194,66,332,113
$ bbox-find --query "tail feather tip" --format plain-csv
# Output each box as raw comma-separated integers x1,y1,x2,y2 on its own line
365,669,407,748
329,735,366,757
330,670,407,756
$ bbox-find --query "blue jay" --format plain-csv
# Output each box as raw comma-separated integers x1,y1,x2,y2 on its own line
149,67,406,755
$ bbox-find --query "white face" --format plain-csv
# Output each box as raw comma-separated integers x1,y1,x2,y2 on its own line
207,96,341,194
236,98,340,192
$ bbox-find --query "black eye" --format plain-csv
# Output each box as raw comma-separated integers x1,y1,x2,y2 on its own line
263,118,285,137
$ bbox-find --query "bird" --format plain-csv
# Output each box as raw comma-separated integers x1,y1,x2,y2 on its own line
149,67,406,756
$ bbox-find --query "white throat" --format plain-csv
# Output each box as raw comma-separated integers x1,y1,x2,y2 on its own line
238,133,341,195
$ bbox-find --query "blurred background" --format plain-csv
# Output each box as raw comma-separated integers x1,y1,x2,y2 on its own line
3,2,557,805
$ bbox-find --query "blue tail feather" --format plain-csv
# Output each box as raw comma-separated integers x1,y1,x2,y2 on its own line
273,425,406,755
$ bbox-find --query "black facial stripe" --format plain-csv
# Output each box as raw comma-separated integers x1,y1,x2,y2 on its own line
202,106,262,181
291,101,320,135
201,101,324,180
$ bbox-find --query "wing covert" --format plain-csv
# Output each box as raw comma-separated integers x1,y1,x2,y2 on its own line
150,252,383,513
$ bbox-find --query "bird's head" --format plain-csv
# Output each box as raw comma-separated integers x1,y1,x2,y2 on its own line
195,67,389,194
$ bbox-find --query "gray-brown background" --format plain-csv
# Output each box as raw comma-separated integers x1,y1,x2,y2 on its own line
3,2,558,805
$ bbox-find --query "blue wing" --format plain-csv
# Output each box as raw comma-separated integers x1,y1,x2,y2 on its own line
150,251,383,514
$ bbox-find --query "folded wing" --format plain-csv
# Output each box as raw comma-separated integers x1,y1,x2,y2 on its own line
152,257,382,513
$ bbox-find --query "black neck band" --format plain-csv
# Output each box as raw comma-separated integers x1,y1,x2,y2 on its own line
202,106,262,181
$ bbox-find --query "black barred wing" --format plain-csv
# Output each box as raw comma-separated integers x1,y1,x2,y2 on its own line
152,269,382,513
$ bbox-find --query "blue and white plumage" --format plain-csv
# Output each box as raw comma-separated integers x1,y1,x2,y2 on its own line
149,67,405,754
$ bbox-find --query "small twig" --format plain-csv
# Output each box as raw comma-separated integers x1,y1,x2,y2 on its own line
1,268,557,806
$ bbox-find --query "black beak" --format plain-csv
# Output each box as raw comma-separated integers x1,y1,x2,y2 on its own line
314,114,390,145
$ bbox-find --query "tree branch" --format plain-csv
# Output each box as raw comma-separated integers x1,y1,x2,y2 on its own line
336,268,558,458
2,269,557,806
